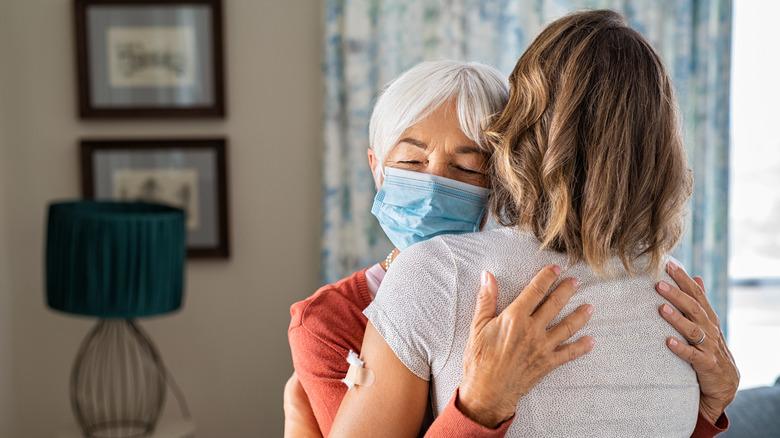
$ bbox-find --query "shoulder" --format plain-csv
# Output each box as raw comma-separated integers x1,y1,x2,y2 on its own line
289,269,373,352
436,226,538,250
390,236,455,273
423,227,542,270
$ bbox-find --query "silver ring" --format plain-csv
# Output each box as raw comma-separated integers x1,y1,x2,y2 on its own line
693,331,706,346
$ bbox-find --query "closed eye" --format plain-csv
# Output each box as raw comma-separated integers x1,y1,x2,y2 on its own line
454,165,485,175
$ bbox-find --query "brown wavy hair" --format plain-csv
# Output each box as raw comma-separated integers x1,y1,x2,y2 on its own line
486,10,692,276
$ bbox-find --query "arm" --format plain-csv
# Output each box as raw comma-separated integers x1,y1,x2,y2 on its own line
656,261,738,437
331,266,595,437
283,372,323,438
288,321,358,436
330,321,430,438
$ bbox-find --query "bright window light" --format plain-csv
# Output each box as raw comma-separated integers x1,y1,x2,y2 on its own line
727,0,780,390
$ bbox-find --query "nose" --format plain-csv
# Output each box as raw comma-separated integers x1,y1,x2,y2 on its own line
425,156,451,179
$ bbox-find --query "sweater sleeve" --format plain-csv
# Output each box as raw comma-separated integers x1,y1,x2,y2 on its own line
690,411,729,438
423,388,513,438
288,323,350,437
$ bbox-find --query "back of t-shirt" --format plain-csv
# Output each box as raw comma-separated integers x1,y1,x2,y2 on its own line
366,227,699,437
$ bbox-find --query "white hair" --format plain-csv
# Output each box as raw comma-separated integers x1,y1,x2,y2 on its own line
368,60,509,176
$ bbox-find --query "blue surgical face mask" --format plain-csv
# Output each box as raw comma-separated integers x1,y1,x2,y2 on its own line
371,167,491,250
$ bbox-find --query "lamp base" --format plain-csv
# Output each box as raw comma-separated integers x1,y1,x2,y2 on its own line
71,319,167,438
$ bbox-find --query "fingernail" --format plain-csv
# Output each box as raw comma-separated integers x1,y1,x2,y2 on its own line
571,278,579,288
481,270,489,286
661,304,673,315
553,265,561,276
658,281,670,293
586,305,594,315
669,338,678,348
589,338,596,347
667,260,678,274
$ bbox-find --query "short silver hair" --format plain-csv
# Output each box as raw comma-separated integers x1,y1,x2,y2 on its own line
369,60,509,175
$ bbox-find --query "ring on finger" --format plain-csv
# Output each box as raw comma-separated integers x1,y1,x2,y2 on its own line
692,331,706,346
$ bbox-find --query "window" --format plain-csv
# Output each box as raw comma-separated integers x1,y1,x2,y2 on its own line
728,0,780,390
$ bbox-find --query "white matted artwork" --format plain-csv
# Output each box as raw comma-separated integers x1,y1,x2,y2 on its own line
81,138,229,258
107,27,197,88
74,0,224,118
113,169,199,229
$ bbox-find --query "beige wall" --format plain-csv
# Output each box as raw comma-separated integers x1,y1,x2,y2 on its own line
0,1,323,436
0,23,14,435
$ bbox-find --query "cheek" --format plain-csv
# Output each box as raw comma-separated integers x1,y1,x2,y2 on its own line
459,173,489,188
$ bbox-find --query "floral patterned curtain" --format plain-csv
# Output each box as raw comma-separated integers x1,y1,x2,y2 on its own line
321,0,732,327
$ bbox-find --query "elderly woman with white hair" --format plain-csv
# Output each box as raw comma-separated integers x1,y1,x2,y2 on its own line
286,58,736,438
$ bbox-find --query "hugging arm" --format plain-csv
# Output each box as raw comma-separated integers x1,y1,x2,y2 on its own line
284,372,323,438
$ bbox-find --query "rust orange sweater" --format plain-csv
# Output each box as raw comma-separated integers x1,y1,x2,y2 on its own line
288,268,727,437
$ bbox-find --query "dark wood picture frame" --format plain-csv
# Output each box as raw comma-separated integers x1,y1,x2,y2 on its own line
74,0,225,118
81,138,230,258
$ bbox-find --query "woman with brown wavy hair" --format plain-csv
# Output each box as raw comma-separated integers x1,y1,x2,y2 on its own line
330,10,736,437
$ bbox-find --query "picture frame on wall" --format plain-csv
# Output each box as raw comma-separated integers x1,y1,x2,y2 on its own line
74,0,225,118
81,138,230,258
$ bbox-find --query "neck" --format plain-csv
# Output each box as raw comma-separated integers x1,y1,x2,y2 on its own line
382,248,400,272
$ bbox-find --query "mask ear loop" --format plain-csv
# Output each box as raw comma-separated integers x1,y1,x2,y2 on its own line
373,165,386,187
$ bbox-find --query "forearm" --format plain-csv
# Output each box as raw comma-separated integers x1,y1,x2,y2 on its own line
423,388,513,438
284,410,323,438
283,373,323,438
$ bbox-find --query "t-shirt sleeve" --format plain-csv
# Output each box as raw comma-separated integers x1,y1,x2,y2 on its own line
363,238,458,380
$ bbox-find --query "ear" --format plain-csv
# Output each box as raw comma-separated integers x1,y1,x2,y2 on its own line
367,148,378,173
367,149,383,189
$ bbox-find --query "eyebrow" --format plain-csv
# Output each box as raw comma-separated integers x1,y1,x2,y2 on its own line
398,138,483,155
398,137,428,150
454,145,483,155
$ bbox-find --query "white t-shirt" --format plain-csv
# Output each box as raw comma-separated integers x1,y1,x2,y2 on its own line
364,227,699,437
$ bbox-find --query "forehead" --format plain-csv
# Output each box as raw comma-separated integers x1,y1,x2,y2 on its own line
397,103,476,145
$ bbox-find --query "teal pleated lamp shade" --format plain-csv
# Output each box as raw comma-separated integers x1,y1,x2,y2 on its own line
46,201,186,318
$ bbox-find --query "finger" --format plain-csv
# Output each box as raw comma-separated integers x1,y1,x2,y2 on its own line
551,336,595,368
547,303,594,345
659,303,707,346
693,276,705,294
505,265,561,316
692,276,720,325
656,280,708,325
534,277,579,323
666,261,709,308
665,337,712,371
470,270,499,334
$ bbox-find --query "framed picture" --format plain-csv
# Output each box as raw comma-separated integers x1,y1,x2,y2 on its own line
74,0,225,118
81,138,230,258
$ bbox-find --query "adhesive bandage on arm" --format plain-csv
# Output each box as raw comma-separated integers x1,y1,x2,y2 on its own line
341,350,375,390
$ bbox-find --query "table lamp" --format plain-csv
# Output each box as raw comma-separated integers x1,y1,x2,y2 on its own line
46,200,186,438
